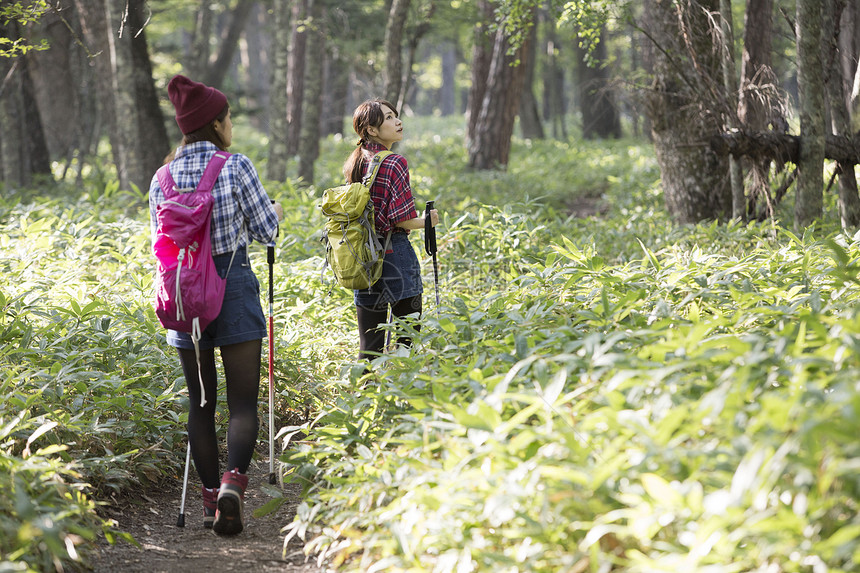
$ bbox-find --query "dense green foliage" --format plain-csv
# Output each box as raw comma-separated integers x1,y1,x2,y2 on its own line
1,116,859,571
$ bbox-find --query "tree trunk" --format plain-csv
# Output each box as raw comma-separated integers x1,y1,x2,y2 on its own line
846,2,860,130
824,0,860,229
542,7,567,140
440,41,457,116
298,0,325,184
25,8,80,161
128,1,169,177
187,3,213,81
21,53,51,178
643,0,731,223
576,28,621,140
0,35,25,188
466,0,494,150
719,0,744,220
518,18,544,140
321,52,349,136
204,1,255,88
286,0,308,156
103,0,149,193
738,0,778,219
267,0,291,181
384,0,411,106
73,0,113,179
795,0,826,229
400,3,435,112
244,4,270,130
468,9,534,171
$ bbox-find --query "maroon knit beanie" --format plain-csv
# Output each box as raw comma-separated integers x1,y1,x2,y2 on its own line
167,74,228,135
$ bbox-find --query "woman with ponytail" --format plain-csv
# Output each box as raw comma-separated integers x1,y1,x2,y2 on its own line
345,98,438,361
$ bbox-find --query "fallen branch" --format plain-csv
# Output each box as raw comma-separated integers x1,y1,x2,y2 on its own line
710,131,860,165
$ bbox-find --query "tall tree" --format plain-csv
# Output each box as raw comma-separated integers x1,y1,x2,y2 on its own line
719,0,744,220
268,0,291,181
73,0,165,192
204,1,256,88
128,1,169,177
187,2,213,81
824,0,860,229
467,0,495,148
321,51,348,136
286,0,308,156
542,7,567,140
0,27,26,188
26,8,82,161
244,3,271,130
642,0,731,223
298,0,325,183
384,0,411,106
468,6,535,170
518,16,544,139
0,15,51,188
74,0,115,165
738,0,781,220
20,51,51,179
399,1,436,111
103,0,147,192
795,0,826,229
576,27,621,140
439,40,457,116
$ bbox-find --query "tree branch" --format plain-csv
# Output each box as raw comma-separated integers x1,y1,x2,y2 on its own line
710,131,860,165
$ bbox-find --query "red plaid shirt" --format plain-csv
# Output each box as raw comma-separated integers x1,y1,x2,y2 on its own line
363,142,417,234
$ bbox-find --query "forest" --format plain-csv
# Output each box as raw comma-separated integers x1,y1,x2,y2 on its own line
1,0,860,572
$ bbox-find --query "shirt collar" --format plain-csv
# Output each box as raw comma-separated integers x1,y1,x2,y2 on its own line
174,140,220,160
363,142,388,154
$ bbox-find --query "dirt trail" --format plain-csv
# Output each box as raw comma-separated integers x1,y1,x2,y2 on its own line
93,458,325,572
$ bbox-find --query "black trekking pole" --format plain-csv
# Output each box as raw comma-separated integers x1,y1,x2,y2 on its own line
424,201,440,315
267,211,278,485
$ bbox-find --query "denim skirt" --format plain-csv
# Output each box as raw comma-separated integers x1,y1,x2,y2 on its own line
166,248,267,350
354,231,423,308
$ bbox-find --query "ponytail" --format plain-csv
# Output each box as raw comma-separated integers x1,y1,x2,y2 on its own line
343,147,365,183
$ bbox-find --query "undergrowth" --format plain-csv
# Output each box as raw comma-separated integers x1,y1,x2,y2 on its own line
1,114,858,571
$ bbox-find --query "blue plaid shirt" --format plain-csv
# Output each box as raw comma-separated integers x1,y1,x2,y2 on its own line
148,141,279,255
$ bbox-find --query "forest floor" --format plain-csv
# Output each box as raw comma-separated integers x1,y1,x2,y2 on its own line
92,456,327,573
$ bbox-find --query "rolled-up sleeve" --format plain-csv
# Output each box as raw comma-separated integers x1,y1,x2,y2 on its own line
233,155,279,245
373,154,417,232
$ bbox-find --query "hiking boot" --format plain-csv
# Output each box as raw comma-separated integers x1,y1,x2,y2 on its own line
213,468,248,535
202,487,218,529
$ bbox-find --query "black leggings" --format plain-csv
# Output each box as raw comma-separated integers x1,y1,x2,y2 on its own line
356,294,422,361
178,339,261,489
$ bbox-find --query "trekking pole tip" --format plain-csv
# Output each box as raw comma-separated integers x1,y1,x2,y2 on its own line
268,472,277,485
176,513,185,528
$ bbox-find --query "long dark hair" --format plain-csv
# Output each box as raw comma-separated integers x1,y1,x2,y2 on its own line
343,98,398,183
164,103,231,163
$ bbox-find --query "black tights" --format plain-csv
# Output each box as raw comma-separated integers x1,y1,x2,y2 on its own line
357,294,422,361
178,339,261,489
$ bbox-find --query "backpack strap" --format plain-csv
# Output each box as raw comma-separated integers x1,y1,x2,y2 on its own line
196,151,244,280
362,150,393,187
156,164,177,197
156,150,231,196
196,150,231,192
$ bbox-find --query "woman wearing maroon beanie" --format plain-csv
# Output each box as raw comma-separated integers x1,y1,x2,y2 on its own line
148,75,283,535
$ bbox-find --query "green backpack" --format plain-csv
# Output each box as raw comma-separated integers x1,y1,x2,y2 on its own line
320,151,393,290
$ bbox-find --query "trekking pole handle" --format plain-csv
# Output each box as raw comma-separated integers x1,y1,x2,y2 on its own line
424,201,436,256
268,200,278,265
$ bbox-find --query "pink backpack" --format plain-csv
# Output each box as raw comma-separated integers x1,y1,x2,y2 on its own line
153,151,234,406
